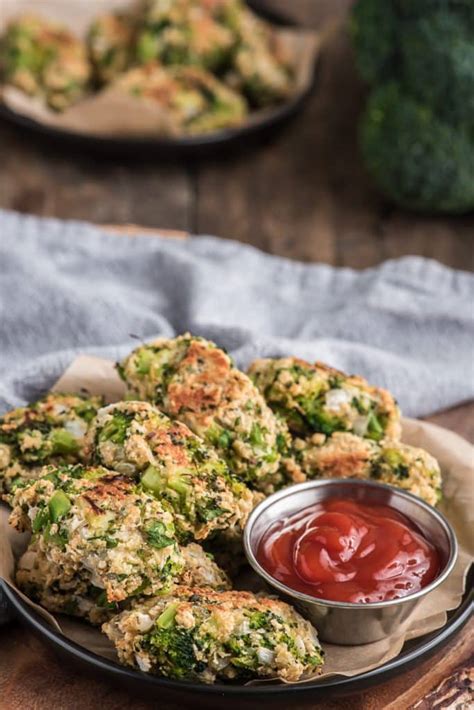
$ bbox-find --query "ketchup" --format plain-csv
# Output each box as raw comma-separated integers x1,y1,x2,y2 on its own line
257,498,440,603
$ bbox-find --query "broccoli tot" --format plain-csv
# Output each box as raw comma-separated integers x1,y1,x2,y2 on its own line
0,392,103,493
15,534,229,626
360,82,474,213
371,440,442,505
230,10,293,107
87,12,137,84
103,587,324,682
292,432,442,506
9,465,183,604
118,335,289,492
179,543,231,591
203,511,265,579
15,540,120,625
248,357,400,442
0,14,91,110
85,400,255,543
132,0,293,109
136,0,236,72
111,63,247,135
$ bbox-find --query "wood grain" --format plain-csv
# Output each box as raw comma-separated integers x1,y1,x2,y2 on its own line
0,3,472,269
0,122,193,230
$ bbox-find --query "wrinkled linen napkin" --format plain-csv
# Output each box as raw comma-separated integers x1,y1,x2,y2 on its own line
0,208,473,417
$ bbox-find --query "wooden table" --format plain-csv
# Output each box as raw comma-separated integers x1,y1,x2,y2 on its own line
0,0,472,271
0,1,472,707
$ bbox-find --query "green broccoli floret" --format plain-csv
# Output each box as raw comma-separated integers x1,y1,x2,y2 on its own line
351,0,474,213
145,626,199,680
400,11,474,126
360,82,474,213
97,412,133,444
247,610,272,630
395,0,474,21
350,0,398,84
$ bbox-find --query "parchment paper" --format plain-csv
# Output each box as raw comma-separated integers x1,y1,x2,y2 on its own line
0,0,320,138
0,355,472,683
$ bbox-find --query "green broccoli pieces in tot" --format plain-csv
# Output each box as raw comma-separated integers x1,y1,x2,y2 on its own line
103,587,324,682
85,400,255,543
0,392,103,493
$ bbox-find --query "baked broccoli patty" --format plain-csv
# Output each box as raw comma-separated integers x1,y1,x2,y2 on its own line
180,543,231,591
103,586,323,683
9,464,183,604
87,11,137,84
293,432,441,506
248,357,401,441
111,63,247,134
85,400,254,543
1,14,91,110
15,539,118,625
0,393,103,494
118,335,289,492
203,524,249,579
136,0,236,72
229,5,293,107
15,539,230,625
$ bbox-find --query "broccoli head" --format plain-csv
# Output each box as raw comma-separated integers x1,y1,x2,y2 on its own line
350,0,398,84
395,0,474,21
351,0,474,213
400,11,474,127
360,82,474,213
145,626,200,680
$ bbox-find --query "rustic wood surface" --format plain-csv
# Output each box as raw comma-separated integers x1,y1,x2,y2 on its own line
0,0,472,270
0,1,472,708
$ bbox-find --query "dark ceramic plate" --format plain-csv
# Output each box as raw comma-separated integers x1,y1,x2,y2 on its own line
1,566,472,708
0,2,318,159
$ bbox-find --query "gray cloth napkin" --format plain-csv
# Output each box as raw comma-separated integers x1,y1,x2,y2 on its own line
1,208,473,418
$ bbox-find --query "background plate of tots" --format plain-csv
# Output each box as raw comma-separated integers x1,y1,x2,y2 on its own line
0,0,319,143
0,333,449,686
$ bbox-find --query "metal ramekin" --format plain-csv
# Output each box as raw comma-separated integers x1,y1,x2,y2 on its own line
243,479,458,645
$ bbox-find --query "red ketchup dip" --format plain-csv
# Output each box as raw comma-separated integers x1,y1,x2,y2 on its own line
257,498,441,603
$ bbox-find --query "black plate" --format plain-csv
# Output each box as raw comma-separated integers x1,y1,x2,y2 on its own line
1,566,472,708
0,2,318,159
